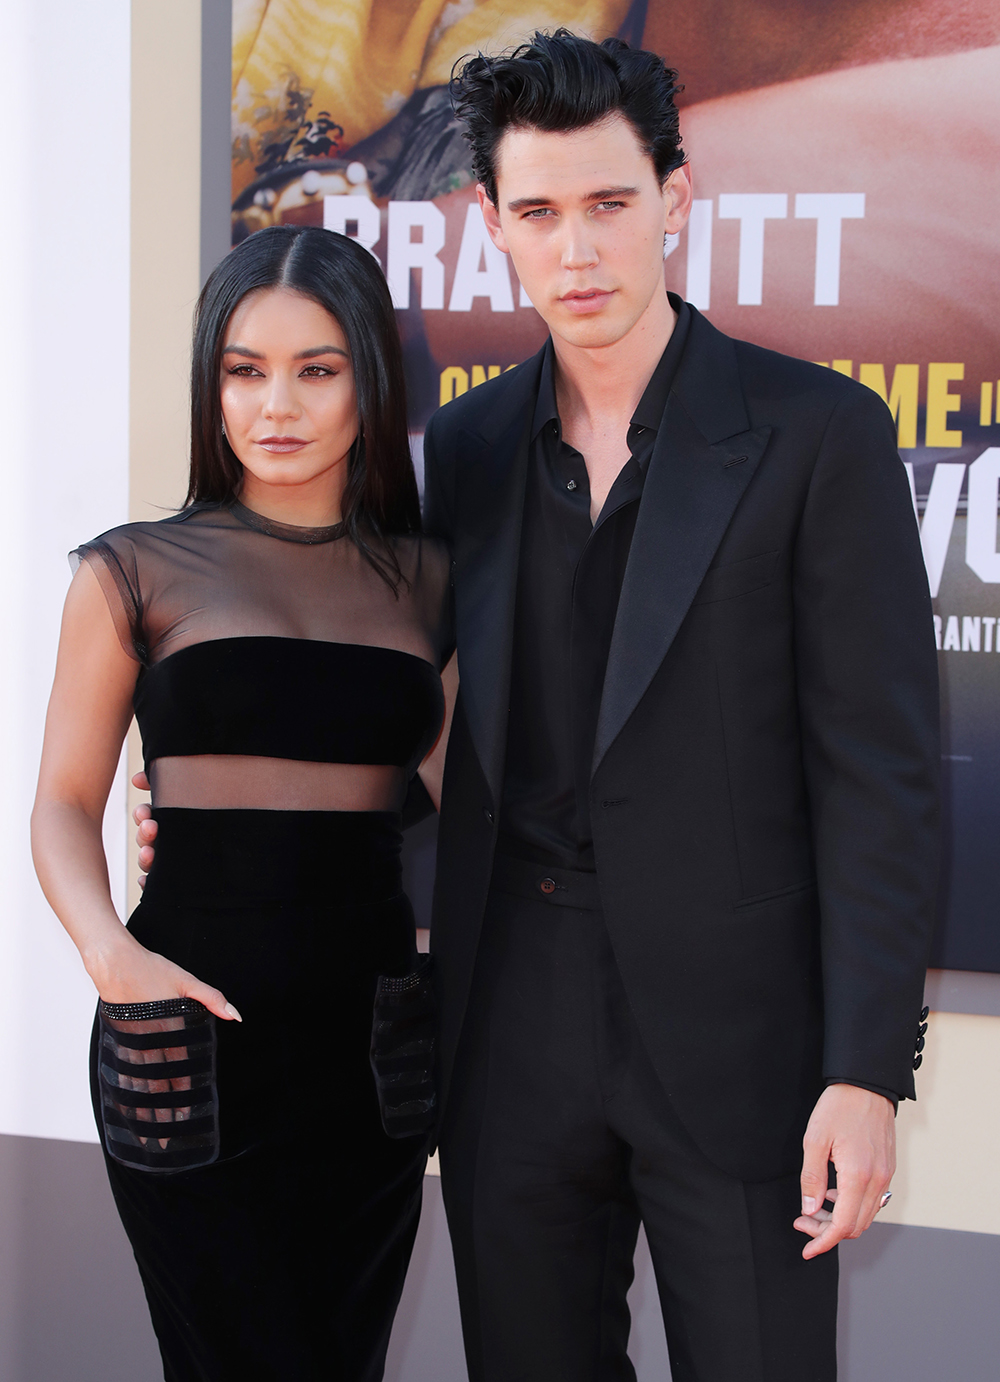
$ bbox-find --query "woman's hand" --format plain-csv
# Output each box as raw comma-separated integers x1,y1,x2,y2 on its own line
89,930,242,1022
131,771,156,887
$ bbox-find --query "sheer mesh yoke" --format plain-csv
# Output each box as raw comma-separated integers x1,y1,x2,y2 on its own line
73,503,453,811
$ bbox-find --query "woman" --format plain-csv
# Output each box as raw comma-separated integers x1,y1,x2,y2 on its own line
32,225,455,1381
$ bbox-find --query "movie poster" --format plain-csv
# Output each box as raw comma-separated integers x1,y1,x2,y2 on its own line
231,0,1000,971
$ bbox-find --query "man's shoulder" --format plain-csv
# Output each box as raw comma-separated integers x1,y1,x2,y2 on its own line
723,332,886,426
683,306,880,421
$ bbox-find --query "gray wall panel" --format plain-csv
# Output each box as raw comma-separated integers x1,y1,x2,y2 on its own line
0,1133,160,1382
839,1220,1000,1380
3,1133,998,1380
200,0,234,283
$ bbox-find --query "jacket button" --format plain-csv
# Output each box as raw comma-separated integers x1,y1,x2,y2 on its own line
915,1035,925,1053
483,809,494,824
920,1005,930,1021
539,878,556,895
913,1053,923,1070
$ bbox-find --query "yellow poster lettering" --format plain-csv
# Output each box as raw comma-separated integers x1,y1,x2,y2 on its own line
925,363,964,447
859,364,919,449
440,367,469,407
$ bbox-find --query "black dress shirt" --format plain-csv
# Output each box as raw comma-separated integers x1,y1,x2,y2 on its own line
499,296,691,870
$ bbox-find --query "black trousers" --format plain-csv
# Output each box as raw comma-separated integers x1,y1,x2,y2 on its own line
438,857,838,1382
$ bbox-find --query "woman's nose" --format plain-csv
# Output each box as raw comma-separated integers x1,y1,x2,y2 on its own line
262,374,300,421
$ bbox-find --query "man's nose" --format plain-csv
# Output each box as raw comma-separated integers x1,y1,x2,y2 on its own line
561,219,599,271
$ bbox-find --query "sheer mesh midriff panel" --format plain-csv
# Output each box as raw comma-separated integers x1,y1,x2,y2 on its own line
150,757,407,812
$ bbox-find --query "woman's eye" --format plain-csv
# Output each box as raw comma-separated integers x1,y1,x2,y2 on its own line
301,365,336,377
227,365,260,377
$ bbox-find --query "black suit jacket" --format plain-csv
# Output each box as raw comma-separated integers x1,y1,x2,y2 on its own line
422,304,939,1182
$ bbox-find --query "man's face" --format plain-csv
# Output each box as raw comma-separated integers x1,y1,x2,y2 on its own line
479,114,692,351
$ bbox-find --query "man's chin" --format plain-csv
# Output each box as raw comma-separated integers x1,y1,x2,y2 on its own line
546,308,638,352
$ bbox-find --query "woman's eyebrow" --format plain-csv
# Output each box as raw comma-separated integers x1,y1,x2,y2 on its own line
294,346,350,359
221,344,349,360
222,344,264,358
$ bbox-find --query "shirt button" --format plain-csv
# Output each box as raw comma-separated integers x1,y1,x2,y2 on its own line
566,479,578,491
539,878,556,895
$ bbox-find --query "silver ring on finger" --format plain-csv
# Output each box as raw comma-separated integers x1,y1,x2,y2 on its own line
878,1191,892,1211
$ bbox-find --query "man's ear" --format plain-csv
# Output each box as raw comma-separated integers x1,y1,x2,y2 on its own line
477,184,510,254
664,163,694,236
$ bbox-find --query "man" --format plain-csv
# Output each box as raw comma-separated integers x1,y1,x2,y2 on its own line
420,30,938,1382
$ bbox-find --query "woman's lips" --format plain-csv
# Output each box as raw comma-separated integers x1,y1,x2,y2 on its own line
559,289,615,314
255,436,309,453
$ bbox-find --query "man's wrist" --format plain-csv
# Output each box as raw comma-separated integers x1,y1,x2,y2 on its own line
823,1077,898,1112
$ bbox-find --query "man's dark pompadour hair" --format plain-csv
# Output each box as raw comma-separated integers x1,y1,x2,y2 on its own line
450,29,685,206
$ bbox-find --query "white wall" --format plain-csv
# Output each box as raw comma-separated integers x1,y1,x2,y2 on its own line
0,0,131,1141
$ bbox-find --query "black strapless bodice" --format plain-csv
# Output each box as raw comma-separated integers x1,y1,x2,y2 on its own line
134,637,445,776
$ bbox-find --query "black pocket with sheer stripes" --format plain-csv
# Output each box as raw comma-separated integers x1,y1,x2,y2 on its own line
97,998,219,1172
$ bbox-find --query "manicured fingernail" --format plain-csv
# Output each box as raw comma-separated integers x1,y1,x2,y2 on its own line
224,1003,243,1022
802,1197,817,1215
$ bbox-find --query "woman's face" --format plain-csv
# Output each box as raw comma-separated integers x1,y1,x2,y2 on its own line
220,288,358,512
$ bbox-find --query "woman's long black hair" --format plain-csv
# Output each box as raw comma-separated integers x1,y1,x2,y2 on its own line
188,224,420,589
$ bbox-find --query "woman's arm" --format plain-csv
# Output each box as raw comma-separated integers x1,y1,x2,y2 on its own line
416,651,458,813
31,563,239,1020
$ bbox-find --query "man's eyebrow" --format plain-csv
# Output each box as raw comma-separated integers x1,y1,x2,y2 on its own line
506,186,640,212
586,186,640,201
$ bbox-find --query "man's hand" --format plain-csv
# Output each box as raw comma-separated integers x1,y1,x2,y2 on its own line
132,771,156,888
795,1083,895,1259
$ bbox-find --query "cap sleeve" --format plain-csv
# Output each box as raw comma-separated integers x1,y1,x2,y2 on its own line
70,533,147,663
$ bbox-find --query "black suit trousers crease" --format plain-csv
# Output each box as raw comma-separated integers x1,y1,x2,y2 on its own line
439,866,838,1382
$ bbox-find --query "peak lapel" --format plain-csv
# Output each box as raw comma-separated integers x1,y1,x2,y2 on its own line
452,354,542,805
594,314,771,773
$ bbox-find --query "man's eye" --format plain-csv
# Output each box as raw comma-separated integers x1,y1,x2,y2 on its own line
524,208,553,220
595,201,625,212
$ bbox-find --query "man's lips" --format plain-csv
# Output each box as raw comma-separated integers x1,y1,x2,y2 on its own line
559,288,615,314
255,436,310,453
